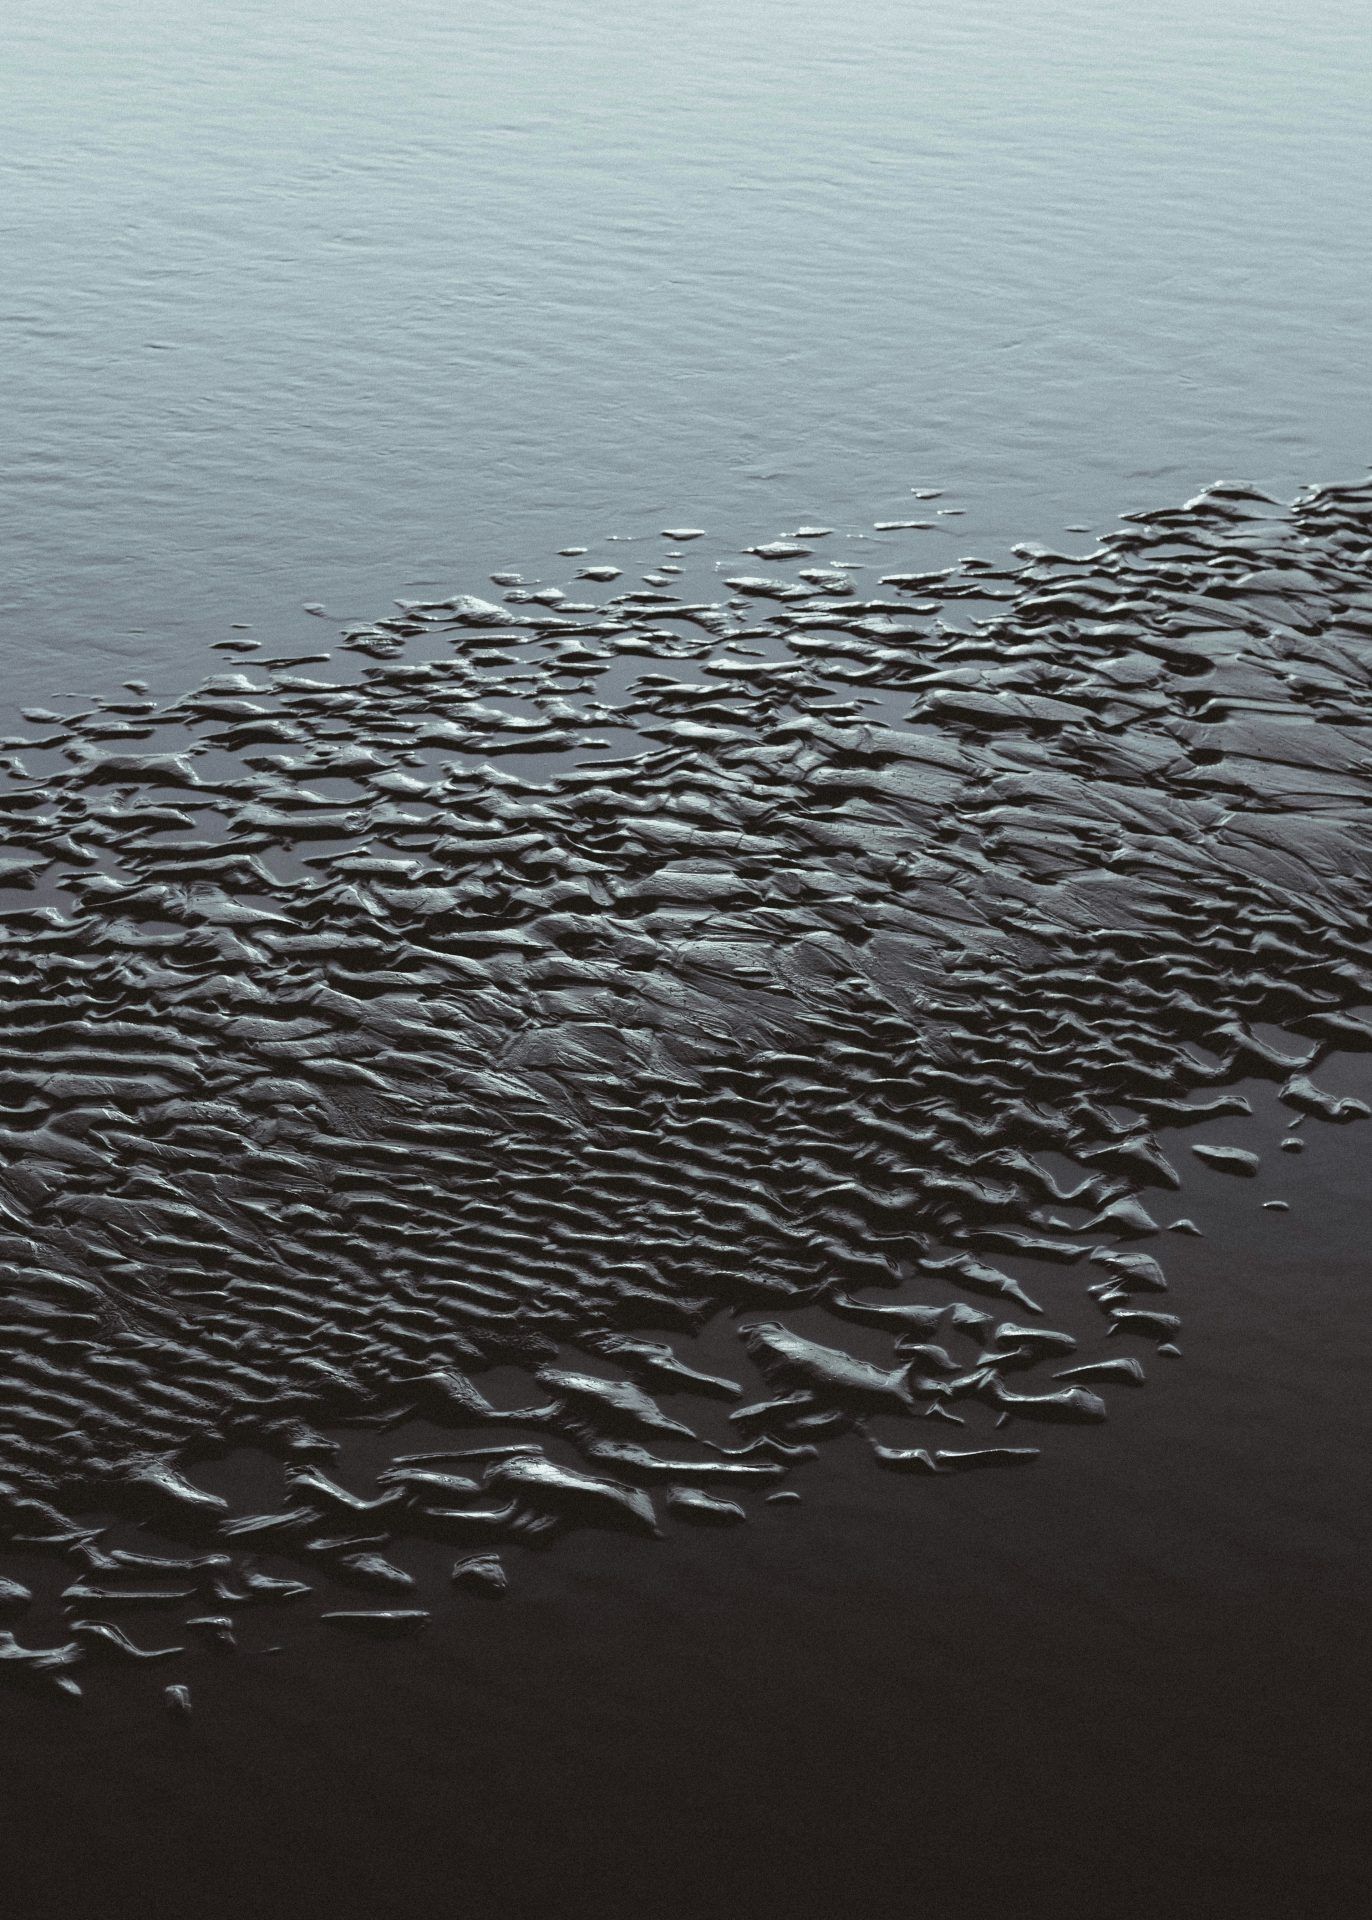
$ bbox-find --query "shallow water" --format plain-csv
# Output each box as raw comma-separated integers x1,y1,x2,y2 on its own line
2,483,1370,1920
2,5,1371,1918
2,1104,1368,1918
4,0,1371,708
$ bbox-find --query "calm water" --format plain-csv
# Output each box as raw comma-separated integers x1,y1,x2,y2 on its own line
3,0,1370,708
2,4,1370,1916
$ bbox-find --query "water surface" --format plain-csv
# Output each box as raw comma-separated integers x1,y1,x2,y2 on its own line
3,0,1369,704
1,5,1369,1918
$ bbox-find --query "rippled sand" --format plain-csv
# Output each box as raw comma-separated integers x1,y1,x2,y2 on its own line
1,476,1369,1702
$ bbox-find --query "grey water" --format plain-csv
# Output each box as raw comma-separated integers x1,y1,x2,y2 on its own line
2,2,1370,1916
4,0,1370,709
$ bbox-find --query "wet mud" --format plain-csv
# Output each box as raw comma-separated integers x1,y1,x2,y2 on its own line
1,476,1370,1701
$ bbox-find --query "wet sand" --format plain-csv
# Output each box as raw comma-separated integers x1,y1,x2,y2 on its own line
1,479,1369,1914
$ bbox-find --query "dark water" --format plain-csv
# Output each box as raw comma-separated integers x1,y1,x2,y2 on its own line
2,5,1371,1918
2,1101,1368,1918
